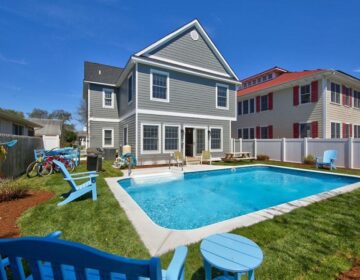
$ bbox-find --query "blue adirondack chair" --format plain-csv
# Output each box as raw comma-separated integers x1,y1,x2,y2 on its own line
0,231,188,280
316,150,337,170
53,160,98,206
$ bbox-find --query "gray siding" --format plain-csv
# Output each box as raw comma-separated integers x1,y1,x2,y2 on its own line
89,121,120,148
118,67,136,117
89,84,119,119
137,114,231,165
0,118,12,134
137,64,236,118
149,27,229,76
119,114,136,150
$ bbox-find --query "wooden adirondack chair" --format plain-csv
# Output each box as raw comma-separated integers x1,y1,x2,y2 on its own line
53,160,98,206
200,151,212,165
316,150,337,170
0,231,188,280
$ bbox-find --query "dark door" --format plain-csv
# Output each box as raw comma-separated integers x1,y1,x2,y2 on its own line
185,128,194,157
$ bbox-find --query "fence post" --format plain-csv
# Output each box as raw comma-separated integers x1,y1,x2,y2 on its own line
348,137,353,169
282,138,286,162
303,137,308,161
254,138,257,158
231,138,234,153
239,138,243,153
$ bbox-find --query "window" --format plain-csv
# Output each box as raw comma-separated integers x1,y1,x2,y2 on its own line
128,74,133,103
237,129,242,139
262,76,266,82
237,101,242,115
267,74,272,80
300,84,311,104
344,86,351,106
243,128,249,139
249,98,255,113
123,126,128,145
260,127,268,139
216,84,228,109
103,88,113,108
300,123,311,138
151,70,169,102
103,129,113,147
210,128,222,151
331,82,341,104
142,124,160,153
249,128,255,139
28,128,34,136
261,95,268,111
354,125,360,138
243,100,249,114
331,122,340,138
343,123,351,138
164,125,179,152
354,91,360,109
12,124,24,135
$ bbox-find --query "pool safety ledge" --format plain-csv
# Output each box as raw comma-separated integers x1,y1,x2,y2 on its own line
105,164,360,256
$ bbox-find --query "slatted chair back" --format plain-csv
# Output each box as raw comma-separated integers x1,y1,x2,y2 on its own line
174,151,183,161
323,150,337,163
0,237,162,280
53,160,77,191
201,151,211,160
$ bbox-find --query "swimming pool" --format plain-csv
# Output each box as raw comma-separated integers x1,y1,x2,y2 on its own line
118,166,360,230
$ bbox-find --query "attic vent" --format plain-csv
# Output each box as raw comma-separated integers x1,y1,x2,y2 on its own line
190,30,199,41
98,70,102,75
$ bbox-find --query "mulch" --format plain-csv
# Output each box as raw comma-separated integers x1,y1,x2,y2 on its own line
0,191,54,238
337,259,360,280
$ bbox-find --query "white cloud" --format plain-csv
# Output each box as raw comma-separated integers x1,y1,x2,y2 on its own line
354,68,360,73
0,53,27,65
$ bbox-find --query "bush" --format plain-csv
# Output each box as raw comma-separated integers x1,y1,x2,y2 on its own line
0,180,28,203
257,154,270,161
304,154,316,165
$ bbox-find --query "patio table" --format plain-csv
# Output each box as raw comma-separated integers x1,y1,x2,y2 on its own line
200,233,263,280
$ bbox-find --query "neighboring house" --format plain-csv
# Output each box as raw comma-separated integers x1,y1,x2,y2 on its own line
83,19,240,165
76,130,88,148
232,67,360,139
0,110,41,136
28,118,63,150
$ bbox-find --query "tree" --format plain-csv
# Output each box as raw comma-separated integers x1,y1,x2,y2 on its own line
0,108,25,118
49,110,72,124
28,108,49,119
77,99,87,127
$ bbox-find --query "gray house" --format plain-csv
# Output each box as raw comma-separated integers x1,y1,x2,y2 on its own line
83,19,240,165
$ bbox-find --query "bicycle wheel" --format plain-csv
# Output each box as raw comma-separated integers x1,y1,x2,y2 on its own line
26,161,39,178
66,159,76,173
37,161,53,176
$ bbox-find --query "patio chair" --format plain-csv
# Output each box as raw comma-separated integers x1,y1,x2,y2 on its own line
173,151,185,169
53,160,98,206
0,231,188,280
316,150,337,170
200,150,212,165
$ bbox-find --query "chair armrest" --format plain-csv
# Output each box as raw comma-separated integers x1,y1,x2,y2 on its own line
166,246,188,280
72,171,97,176
1,257,9,267
64,174,98,181
46,231,62,239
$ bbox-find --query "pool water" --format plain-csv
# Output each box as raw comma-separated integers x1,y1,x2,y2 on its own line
119,166,359,230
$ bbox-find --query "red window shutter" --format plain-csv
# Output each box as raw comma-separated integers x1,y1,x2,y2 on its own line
268,92,273,110
268,125,273,139
256,96,260,112
311,81,318,102
256,126,260,138
343,123,346,138
293,123,299,138
311,121,318,138
293,86,299,106
349,88,353,107
342,85,347,105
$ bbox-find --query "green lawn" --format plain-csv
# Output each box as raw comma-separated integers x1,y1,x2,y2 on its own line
16,160,360,279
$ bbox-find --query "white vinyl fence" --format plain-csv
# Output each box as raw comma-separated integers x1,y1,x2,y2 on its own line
231,138,360,169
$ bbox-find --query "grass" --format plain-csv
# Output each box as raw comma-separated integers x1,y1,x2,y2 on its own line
14,160,360,279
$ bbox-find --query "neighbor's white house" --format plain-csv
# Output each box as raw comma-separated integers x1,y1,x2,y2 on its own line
232,67,360,139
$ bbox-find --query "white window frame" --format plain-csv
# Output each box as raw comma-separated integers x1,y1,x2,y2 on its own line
215,83,229,110
260,95,268,111
123,125,128,146
162,124,181,153
102,88,114,108
299,122,312,138
140,123,161,154
330,82,341,104
260,126,269,139
299,84,311,105
150,69,170,103
127,72,133,105
354,124,360,138
354,90,360,109
330,121,341,139
343,85,352,107
102,128,114,147
209,126,223,152
343,122,351,138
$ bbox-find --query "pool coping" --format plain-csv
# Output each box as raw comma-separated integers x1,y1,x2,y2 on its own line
105,164,360,256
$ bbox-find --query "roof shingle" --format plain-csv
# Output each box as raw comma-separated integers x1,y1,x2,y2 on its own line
84,61,123,85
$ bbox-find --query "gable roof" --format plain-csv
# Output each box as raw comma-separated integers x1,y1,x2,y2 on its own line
238,69,327,96
135,19,239,81
84,61,124,85
28,118,63,136
0,110,42,128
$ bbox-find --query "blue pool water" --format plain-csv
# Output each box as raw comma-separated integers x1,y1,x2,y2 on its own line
119,166,359,230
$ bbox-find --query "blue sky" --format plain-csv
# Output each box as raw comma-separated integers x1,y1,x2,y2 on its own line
1,0,359,129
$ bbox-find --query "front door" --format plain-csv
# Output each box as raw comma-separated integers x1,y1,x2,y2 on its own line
185,128,194,157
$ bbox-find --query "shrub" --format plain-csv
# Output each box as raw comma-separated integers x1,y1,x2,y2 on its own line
257,154,270,161
0,180,28,203
304,154,316,165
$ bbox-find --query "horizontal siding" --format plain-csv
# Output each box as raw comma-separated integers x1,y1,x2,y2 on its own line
119,114,136,151
0,119,12,134
137,114,231,165
149,27,229,75
89,121,120,148
137,64,236,118
89,84,119,119
232,81,323,138
119,67,136,117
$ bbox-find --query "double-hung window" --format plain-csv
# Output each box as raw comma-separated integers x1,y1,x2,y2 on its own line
142,124,160,153
128,74,133,103
354,91,360,109
331,122,340,138
103,129,114,147
237,129,242,139
344,86,352,106
300,123,311,138
261,95,268,111
300,84,311,104
260,127,268,139
243,128,249,139
249,98,255,113
343,123,351,138
237,101,242,115
12,124,24,135
164,125,179,152
243,100,249,114
210,128,222,151
151,70,169,102
331,82,341,104
103,88,113,108
123,126,128,145
216,84,228,109
354,125,360,138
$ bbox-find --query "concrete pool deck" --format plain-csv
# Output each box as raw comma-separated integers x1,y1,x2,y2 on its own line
105,164,360,256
